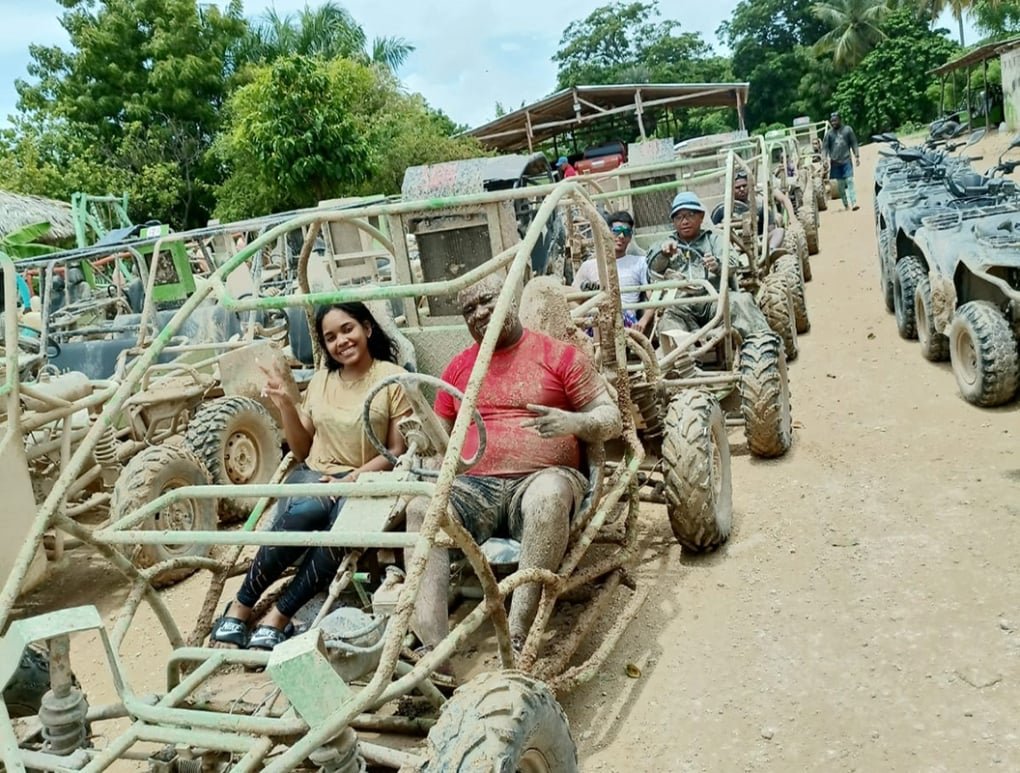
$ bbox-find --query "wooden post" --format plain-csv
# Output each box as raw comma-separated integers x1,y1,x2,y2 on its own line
525,110,534,153
634,89,647,140
984,58,991,132
966,66,972,128
736,89,746,132
939,74,946,116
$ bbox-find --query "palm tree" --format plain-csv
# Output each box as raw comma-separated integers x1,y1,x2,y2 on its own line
812,0,892,70
237,2,414,71
917,0,1008,45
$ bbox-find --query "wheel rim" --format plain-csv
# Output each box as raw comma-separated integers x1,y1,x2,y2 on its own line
518,749,551,773
954,327,979,386
225,430,260,483
156,476,197,556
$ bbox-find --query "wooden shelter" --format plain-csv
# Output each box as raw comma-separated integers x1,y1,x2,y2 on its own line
929,36,1020,132
465,83,750,154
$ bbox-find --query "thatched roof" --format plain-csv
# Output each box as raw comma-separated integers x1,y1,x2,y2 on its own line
0,190,74,244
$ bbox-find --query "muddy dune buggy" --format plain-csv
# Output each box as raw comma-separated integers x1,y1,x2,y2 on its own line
571,149,795,553
0,183,654,771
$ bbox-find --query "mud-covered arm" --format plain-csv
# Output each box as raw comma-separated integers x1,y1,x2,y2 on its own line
523,390,621,444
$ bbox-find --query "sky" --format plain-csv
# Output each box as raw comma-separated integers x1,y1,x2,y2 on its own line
0,0,976,131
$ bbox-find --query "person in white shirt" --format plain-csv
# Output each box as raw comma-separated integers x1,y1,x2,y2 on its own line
572,210,655,336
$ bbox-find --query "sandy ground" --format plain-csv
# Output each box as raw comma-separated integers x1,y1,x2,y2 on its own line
10,132,1020,771
566,133,1020,771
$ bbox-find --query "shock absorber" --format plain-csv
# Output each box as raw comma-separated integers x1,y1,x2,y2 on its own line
631,380,663,438
38,636,89,756
308,728,366,773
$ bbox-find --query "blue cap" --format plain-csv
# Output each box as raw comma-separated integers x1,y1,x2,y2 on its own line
670,191,705,217
556,156,568,166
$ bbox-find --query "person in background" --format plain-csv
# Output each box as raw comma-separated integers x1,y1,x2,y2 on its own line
556,155,578,179
572,210,654,335
822,111,860,211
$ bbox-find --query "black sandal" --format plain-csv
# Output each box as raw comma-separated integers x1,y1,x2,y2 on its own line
210,605,250,648
248,623,294,651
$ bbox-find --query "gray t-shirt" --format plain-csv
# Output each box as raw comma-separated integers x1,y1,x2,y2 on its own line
823,125,859,164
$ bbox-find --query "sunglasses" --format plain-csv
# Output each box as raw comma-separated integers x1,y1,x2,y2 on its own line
610,225,633,236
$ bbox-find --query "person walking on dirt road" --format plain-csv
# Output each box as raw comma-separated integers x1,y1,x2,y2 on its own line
404,272,622,662
822,111,860,211
209,302,410,651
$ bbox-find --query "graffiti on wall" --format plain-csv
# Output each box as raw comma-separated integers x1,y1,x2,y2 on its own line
1002,48,1020,131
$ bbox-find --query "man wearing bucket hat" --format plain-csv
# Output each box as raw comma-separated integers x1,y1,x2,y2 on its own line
645,191,771,350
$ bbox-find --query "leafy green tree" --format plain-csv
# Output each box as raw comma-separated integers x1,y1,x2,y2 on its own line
832,8,958,137
213,55,483,219
971,0,1020,36
812,0,891,69
12,0,246,227
721,0,836,127
235,1,413,72
553,1,716,87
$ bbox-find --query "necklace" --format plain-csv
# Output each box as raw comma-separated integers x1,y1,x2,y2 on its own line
337,359,374,385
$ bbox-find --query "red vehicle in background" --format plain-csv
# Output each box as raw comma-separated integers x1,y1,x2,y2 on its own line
574,140,629,174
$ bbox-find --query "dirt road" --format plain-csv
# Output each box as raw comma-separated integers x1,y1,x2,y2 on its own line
567,136,1020,771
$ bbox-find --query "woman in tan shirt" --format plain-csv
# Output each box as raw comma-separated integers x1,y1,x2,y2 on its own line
211,302,410,650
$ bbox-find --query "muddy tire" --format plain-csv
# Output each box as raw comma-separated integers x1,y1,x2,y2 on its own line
799,180,820,254
420,671,578,773
816,175,828,211
739,333,793,458
4,649,50,718
949,301,1020,407
757,273,798,362
661,390,733,552
774,254,810,334
878,230,895,313
893,256,925,340
185,396,282,523
915,277,949,362
110,444,217,588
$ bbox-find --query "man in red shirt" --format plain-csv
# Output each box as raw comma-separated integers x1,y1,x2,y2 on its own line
556,155,578,179
406,272,621,657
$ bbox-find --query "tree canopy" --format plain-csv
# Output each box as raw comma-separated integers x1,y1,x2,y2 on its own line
0,0,986,233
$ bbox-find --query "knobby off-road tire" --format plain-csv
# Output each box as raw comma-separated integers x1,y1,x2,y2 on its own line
893,256,926,340
757,273,799,362
661,390,733,552
816,175,828,211
110,444,217,588
185,396,282,522
799,180,820,255
915,277,949,362
773,254,810,334
949,301,1020,407
783,224,812,283
420,671,578,773
878,229,896,313
739,333,793,458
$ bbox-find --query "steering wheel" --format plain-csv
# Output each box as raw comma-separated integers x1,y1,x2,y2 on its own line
362,372,487,473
